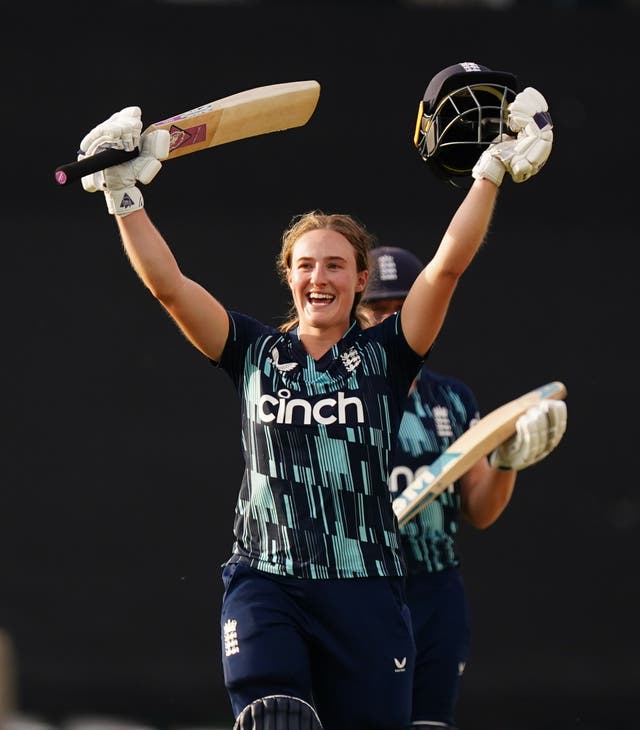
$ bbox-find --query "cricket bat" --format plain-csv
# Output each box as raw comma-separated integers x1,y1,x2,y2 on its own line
393,380,567,527
54,80,321,186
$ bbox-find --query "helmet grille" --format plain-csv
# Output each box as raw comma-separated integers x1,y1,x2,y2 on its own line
417,82,517,184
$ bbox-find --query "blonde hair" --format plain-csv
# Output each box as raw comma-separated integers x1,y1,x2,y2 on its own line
276,210,376,332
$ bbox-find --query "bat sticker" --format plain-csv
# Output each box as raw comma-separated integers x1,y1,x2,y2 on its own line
168,124,207,152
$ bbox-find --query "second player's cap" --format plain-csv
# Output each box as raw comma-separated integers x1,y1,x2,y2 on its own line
365,246,424,302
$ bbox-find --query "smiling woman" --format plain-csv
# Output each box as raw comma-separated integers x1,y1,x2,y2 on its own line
70,83,551,730
276,210,374,338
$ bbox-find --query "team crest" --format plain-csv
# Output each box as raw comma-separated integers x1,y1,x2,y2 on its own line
433,405,453,437
224,619,240,657
340,347,361,373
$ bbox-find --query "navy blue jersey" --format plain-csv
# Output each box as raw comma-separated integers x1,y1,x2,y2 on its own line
217,311,424,580
388,369,480,574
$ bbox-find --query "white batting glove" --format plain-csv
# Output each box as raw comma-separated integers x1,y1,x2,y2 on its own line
505,87,553,183
78,107,170,216
508,87,550,133
472,86,553,186
489,399,567,472
471,134,517,187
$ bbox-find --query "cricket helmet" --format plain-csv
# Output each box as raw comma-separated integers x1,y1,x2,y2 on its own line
414,61,519,186
364,246,424,302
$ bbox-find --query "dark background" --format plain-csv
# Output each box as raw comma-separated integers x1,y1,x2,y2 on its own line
3,2,638,729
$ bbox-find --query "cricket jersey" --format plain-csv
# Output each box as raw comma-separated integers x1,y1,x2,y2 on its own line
389,369,480,574
216,310,424,580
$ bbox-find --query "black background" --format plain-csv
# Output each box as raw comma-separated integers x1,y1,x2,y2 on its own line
2,2,638,729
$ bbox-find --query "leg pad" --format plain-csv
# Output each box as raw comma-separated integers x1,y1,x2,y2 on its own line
233,695,323,730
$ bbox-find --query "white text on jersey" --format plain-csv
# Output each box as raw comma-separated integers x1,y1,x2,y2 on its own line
258,389,365,425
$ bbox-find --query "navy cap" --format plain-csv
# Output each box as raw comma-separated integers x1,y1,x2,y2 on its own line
423,61,519,113
364,246,424,302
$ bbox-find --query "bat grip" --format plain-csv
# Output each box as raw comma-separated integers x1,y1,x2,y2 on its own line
54,147,140,186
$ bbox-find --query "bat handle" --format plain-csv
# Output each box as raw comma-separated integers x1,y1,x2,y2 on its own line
54,147,140,186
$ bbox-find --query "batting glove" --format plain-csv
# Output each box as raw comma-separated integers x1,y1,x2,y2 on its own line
505,86,553,183
471,134,518,187
78,107,170,216
472,86,553,186
489,399,567,472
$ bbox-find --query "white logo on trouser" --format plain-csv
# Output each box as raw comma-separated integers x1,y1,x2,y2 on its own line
224,619,239,657
394,657,407,672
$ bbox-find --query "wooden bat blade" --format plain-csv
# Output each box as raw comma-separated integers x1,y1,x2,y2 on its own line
392,381,567,527
156,80,321,159
54,80,320,186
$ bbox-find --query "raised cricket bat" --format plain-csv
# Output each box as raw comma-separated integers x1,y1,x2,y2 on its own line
54,80,321,186
393,380,567,527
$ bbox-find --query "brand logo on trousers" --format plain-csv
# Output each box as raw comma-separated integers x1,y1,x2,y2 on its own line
394,657,407,672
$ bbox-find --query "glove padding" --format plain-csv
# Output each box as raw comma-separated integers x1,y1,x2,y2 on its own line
471,134,517,187
506,86,553,182
78,107,170,216
472,86,553,186
489,399,567,472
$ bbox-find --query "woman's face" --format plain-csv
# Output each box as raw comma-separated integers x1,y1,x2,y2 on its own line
288,228,368,333
365,298,406,325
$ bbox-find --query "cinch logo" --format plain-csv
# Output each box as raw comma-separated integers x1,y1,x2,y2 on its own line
258,388,364,425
